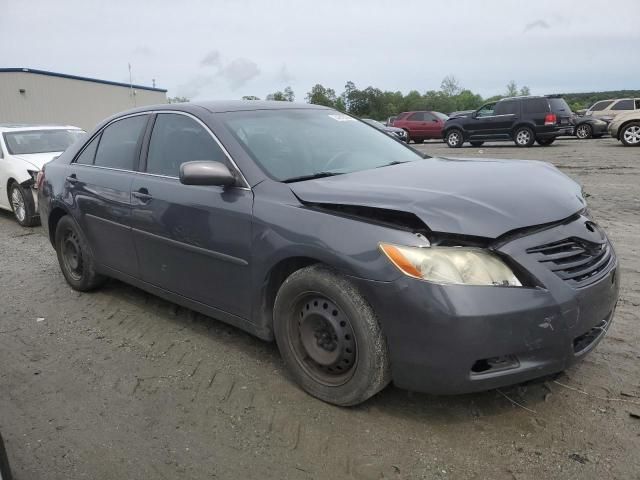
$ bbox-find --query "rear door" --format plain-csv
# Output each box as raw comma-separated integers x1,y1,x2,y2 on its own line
129,112,254,318
547,97,573,125
492,100,520,134
66,114,149,277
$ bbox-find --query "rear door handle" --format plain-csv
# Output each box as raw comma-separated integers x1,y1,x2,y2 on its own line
132,188,152,202
66,174,78,184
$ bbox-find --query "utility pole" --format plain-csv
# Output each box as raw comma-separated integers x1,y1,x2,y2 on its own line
128,63,136,106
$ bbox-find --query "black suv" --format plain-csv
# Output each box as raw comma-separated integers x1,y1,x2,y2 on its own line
443,96,573,148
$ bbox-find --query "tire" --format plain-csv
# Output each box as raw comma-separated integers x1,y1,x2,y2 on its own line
273,265,391,406
445,129,464,148
536,137,555,146
9,182,39,227
575,123,592,139
513,126,535,147
414,138,424,144
54,215,106,291
403,130,411,143
620,122,640,146
470,141,484,147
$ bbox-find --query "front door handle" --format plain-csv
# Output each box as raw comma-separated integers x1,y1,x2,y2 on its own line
132,188,152,202
65,174,78,184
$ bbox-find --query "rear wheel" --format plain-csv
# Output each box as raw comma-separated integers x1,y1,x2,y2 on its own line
575,123,592,139
55,215,106,291
9,182,39,227
470,141,484,147
413,138,424,144
445,129,464,148
621,122,640,146
536,137,555,146
273,265,391,406
513,126,535,147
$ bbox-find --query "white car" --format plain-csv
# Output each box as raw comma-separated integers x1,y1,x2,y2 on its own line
0,124,85,226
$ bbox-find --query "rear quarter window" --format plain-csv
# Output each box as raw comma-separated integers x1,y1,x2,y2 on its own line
522,98,549,114
611,99,634,111
548,98,571,114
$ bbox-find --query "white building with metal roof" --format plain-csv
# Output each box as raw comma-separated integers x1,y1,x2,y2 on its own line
0,68,167,130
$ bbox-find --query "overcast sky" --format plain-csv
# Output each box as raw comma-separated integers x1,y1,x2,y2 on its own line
1,0,638,101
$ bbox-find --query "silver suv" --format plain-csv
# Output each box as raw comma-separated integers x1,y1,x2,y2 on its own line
586,98,640,120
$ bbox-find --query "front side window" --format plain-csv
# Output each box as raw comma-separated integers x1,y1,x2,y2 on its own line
590,100,613,112
2,129,85,155
146,113,228,177
611,99,633,111
94,115,148,170
221,109,423,181
476,103,496,117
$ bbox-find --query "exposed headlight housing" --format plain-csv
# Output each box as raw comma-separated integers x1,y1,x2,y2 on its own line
380,243,522,286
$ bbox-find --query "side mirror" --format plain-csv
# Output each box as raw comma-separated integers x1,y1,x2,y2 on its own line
179,161,237,187
471,111,478,118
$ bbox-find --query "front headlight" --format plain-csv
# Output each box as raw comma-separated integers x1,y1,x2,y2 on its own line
379,243,522,286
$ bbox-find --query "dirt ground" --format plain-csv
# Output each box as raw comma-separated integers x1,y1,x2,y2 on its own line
1,137,639,480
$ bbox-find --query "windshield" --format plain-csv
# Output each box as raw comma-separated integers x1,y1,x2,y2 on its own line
221,109,422,181
3,129,85,155
433,112,449,121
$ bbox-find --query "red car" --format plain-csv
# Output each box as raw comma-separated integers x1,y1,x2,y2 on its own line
392,111,448,143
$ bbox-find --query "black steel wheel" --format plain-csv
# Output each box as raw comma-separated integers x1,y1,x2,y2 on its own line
288,295,358,386
274,265,391,406
54,215,106,291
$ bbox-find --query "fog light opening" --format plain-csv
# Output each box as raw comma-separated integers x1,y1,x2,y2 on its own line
471,355,519,375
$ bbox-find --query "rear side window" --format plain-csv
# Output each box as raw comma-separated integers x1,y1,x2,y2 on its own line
590,100,614,111
146,113,227,177
495,101,519,115
407,112,424,121
636,99,640,109
94,115,148,171
75,135,100,165
548,98,571,113
611,99,633,111
522,98,549,114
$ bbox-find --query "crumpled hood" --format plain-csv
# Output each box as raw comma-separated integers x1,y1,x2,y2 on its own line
11,152,61,170
289,157,585,238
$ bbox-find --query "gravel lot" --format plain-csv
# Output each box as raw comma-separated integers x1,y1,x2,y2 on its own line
1,137,639,480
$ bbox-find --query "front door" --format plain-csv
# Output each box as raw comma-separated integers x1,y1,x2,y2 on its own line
66,114,149,277
129,112,253,319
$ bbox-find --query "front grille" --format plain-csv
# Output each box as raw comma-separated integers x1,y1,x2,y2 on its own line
527,237,613,287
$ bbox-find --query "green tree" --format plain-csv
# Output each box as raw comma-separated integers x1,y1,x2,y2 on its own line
283,86,295,102
440,75,461,96
242,95,260,100
266,91,287,101
168,96,190,103
505,81,519,97
306,84,337,107
519,85,531,96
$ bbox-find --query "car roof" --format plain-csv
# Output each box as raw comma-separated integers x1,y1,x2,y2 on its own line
0,123,83,133
195,100,331,113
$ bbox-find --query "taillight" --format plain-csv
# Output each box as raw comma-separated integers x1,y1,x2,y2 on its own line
36,169,45,190
544,113,557,125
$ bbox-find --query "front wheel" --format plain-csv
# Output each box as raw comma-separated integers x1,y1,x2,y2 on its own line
575,123,592,139
273,265,391,406
10,183,39,227
536,137,555,146
55,215,106,291
445,129,464,148
513,126,535,147
621,122,640,146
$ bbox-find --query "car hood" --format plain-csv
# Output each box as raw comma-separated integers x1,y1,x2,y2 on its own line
11,152,62,170
288,157,585,238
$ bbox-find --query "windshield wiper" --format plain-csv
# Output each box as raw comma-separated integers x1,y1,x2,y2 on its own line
376,160,410,168
282,172,343,183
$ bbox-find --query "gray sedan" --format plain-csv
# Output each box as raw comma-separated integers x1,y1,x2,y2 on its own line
39,101,619,406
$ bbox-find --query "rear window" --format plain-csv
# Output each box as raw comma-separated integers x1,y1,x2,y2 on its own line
522,98,549,114
2,129,85,155
548,98,571,113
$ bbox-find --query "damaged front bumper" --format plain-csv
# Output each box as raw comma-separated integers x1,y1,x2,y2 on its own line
352,215,620,395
